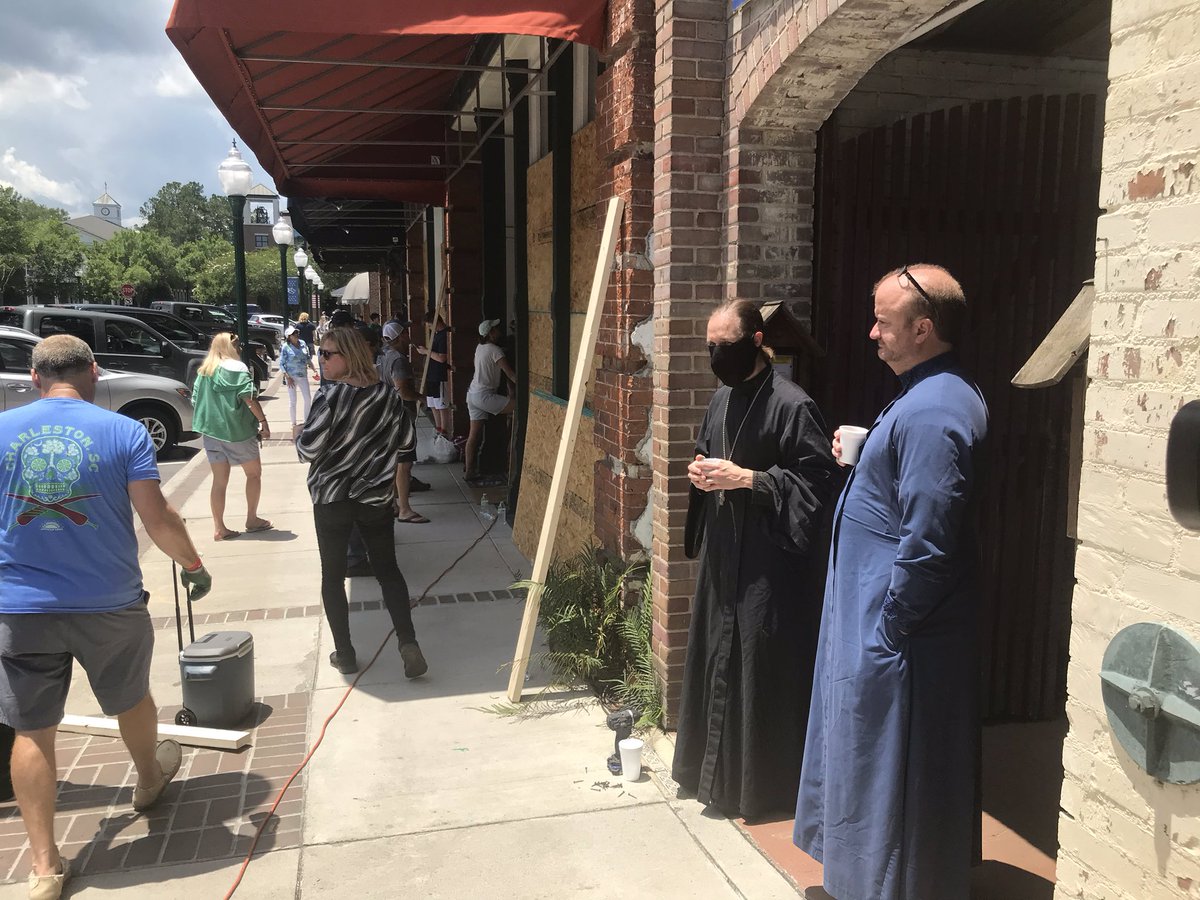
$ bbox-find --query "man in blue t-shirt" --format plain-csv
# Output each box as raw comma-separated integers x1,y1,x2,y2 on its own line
0,335,213,898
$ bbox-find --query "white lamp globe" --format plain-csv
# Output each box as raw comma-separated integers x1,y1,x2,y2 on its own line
217,141,254,197
293,247,308,269
272,217,294,246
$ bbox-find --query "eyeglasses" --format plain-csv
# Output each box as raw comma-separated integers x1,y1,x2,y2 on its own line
898,265,935,308
318,349,341,360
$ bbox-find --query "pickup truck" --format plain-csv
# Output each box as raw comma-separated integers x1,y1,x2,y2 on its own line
0,306,204,387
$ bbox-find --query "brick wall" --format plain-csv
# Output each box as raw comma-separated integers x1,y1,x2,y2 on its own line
594,0,656,560
726,0,940,312
445,167,484,436
651,0,729,726
1056,3,1200,898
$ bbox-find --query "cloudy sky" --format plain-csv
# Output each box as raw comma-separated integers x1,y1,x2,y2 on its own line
0,1,276,222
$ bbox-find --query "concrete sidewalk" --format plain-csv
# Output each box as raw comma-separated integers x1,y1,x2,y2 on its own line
0,376,798,898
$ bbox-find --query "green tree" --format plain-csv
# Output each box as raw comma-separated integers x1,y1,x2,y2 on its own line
80,230,181,303
24,216,84,302
0,187,30,300
140,181,231,245
193,244,287,313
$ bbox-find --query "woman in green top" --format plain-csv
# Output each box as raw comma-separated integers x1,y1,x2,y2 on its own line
192,333,272,541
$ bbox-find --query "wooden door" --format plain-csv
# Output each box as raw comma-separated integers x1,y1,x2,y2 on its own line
812,94,1102,721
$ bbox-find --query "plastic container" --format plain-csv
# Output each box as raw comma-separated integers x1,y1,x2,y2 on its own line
178,631,255,729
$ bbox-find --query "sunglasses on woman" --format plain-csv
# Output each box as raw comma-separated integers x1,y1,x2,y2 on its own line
318,349,341,360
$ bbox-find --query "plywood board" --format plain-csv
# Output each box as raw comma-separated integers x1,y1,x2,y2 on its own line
507,196,624,703
60,714,251,751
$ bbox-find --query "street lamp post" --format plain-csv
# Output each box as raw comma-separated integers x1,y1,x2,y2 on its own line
217,141,254,364
309,270,324,319
272,215,294,318
293,246,309,319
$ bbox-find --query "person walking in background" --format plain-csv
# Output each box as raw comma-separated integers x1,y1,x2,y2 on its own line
0,335,213,900
296,312,316,359
297,327,428,679
417,311,451,437
671,300,836,821
380,320,431,522
279,325,316,436
191,333,272,541
795,264,988,900
464,318,516,485
315,314,330,344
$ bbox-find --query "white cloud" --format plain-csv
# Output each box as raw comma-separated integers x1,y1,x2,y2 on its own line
0,67,89,113
153,57,202,99
0,148,82,206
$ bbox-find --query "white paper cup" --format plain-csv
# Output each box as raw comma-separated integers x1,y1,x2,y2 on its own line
839,426,870,465
618,737,644,782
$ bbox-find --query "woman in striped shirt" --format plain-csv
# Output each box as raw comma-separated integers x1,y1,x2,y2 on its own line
296,327,426,678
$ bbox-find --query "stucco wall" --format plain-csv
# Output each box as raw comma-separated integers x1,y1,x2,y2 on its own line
1056,2,1200,897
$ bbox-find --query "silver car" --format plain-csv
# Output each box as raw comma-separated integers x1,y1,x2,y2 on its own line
0,326,197,452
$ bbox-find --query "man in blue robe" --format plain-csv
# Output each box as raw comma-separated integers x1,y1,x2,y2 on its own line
795,265,988,900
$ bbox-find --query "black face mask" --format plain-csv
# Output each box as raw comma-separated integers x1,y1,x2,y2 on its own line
709,335,760,386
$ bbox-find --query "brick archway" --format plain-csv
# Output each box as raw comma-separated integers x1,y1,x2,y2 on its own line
725,0,947,313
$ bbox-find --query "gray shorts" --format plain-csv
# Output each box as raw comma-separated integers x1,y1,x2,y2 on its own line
203,434,260,465
0,603,155,732
466,390,510,421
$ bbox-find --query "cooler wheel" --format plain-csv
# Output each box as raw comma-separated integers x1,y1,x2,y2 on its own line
175,708,197,727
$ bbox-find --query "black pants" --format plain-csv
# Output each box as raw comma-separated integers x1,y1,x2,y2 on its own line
313,500,416,652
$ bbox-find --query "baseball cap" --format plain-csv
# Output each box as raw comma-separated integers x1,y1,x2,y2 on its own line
330,309,354,327
382,321,406,341
478,318,500,337
284,325,297,337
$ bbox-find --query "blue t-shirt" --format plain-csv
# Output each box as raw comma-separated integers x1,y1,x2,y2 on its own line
0,398,160,613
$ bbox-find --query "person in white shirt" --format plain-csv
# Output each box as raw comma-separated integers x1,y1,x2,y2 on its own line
465,319,516,484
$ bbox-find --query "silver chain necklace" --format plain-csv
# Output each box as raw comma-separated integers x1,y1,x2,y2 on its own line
717,373,769,507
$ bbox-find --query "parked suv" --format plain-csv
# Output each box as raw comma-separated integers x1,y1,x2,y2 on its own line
150,301,278,358
0,306,204,387
70,304,270,387
0,325,197,452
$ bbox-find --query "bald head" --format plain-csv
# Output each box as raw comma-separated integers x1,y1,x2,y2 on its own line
874,264,966,346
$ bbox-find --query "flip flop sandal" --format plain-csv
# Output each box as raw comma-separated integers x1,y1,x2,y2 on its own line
215,530,242,541
396,513,431,524
246,522,274,533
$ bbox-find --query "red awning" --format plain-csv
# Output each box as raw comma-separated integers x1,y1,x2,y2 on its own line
166,1,605,204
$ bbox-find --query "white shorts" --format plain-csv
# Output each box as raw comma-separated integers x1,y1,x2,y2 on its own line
467,389,510,421
426,383,446,410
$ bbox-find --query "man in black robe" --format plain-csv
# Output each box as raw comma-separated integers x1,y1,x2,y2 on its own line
671,300,836,820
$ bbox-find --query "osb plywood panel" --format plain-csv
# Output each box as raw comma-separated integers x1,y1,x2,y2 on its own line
512,393,602,560
570,121,602,314
527,153,553,316
528,311,554,387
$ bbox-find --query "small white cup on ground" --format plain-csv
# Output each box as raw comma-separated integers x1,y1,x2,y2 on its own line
839,426,870,466
618,737,644,782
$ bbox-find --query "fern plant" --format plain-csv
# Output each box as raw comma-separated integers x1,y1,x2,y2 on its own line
512,544,662,729
609,576,664,728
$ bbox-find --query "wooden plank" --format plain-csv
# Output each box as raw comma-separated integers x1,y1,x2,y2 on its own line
59,714,251,751
506,195,624,703
1011,280,1095,388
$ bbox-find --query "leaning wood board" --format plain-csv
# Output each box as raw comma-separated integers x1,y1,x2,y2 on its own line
59,714,251,751
507,195,624,702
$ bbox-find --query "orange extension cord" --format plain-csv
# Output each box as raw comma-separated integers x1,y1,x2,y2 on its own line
222,515,499,899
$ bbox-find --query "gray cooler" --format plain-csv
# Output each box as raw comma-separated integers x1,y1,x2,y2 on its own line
177,631,255,729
